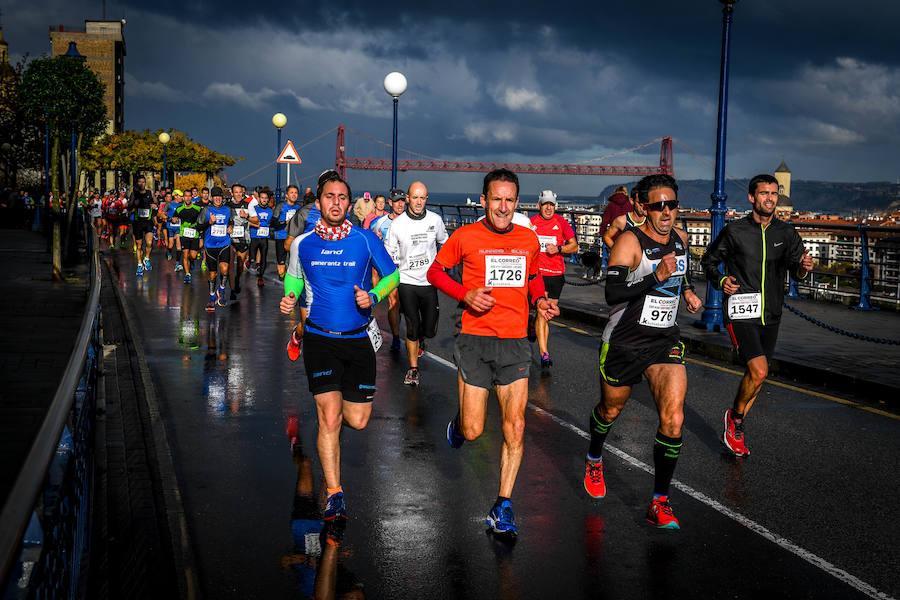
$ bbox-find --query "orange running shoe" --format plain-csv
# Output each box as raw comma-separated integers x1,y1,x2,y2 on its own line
584,457,606,498
722,409,749,457
647,496,680,529
286,332,302,361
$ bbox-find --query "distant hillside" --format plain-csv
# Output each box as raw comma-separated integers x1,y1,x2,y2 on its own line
598,180,900,214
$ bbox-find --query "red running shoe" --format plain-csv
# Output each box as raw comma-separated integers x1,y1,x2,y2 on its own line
647,495,680,529
584,457,606,498
286,332,302,361
722,409,749,457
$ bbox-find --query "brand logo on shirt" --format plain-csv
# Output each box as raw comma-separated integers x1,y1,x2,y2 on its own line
321,249,344,255
428,225,435,231
552,224,559,230
774,241,783,247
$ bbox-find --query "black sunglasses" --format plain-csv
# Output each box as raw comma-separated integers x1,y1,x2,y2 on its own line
642,199,679,211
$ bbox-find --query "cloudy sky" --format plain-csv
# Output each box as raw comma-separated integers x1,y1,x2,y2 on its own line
4,0,900,198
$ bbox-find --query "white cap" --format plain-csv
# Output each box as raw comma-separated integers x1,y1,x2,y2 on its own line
538,190,557,205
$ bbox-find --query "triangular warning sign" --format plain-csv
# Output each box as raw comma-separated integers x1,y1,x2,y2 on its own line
277,140,302,164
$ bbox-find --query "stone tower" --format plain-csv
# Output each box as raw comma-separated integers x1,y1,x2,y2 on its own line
775,159,791,199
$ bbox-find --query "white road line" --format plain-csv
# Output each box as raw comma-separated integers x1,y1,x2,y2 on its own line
422,345,894,600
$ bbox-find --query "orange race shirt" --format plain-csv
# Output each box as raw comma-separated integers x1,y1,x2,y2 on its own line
434,221,541,338
530,213,576,276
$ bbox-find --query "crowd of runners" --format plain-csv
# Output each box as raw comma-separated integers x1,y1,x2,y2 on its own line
98,166,811,540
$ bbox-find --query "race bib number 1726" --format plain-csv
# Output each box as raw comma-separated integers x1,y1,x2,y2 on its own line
484,255,526,288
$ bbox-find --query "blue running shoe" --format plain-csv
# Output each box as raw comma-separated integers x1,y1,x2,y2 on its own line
324,491,346,521
216,287,227,307
184,273,192,284
136,264,144,277
143,257,151,271
486,500,517,536
391,336,401,352
447,417,464,449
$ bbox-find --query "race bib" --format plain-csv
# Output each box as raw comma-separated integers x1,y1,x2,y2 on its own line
182,227,197,239
285,209,297,222
211,224,227,237
366,319,383,352
728,292,762,320
485,255,526,288
232,225,245,237
257,226,269,237
538,235,557,251
137,208,150,218
407,253,430,271
639,295,678,328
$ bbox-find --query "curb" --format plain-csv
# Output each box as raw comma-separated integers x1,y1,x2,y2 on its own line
558,301,900,407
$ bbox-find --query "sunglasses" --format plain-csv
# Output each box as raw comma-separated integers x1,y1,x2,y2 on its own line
642,199,679,211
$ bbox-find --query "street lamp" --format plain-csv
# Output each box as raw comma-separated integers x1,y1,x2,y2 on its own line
383,71,407,190
158,131,171,189
697,0,739,332
272,113,287,202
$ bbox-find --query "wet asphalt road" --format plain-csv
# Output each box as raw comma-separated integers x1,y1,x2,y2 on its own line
104,246,899,600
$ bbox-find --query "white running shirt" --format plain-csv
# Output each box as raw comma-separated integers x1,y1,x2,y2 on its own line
384,210,449,286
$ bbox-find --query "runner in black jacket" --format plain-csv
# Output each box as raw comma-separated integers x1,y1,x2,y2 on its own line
701,173,813,457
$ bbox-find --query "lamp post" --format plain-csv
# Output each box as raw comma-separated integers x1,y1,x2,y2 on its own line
272,113,287,202
158,132,170,189
697,0,739,332
43,106,50,203
383,72,407,190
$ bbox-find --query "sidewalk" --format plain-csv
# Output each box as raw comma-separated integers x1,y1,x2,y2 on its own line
557,262,900,403
0,230,88,509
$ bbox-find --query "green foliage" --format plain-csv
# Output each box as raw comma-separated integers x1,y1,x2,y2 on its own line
82,129,239,176
17,55,107,147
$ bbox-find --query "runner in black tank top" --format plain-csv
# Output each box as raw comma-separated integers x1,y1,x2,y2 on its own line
602,186,647,249
581,175,702,531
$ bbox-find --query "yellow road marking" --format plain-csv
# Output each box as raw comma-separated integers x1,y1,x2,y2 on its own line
551,318,899,421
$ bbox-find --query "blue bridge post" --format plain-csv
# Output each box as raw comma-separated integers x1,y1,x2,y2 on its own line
854,225,877,311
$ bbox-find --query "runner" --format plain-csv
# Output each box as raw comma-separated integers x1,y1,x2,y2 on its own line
228,184,251,302
89,192,103,235
249,188,274,287
701,173,813,457
164,190,184,271
197,187,233,311
602,186,646,248
427,168,559,537
529,189,577,368
130,175,157,276
582,173,702,530
384,181,449,385
372,189,407,352
362,194,387,229
279,170,399,521
175,191,202,284
199,186,210,272
272,184,302,280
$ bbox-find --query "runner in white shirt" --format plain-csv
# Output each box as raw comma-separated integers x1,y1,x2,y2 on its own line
384,181,449,385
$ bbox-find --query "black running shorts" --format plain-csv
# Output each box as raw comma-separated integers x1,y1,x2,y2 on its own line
726,321,780,363
398,283,440,342
302,331,376,402
599,339,685,387
275,240,288,265
133,219,154,237
542,274,565,300
231,240,249,254
205,245,230,271
453,334,531,389
181,237,200,252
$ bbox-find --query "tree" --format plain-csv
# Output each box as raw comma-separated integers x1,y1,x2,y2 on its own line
82,128,239,184
0,55,44,189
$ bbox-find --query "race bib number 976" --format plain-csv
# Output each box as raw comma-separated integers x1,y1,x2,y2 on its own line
485,255,526,288
639,295,678,328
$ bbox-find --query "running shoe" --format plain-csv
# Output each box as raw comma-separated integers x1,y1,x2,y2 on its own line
418,340,425,358
584,457,606,498
174,263,184,272
244,258,251,270
404,368,419,386
486,500,518,537
143,257,152,271
324,491,346,521
257,276,264,288
722,409,749,457
390,336,401,352
166,250,172,261
183,273,192,284
286,333,302,361
201,261,207,272
217,288,227,307
278,272,285,281
540,352,553,368
647,495,680,529
136,264,144,277
446,417,465,449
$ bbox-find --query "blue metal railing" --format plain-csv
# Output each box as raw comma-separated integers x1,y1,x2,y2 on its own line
1,218,101,598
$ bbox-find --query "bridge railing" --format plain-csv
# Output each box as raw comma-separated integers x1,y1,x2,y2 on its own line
430,204,900,308
1,217,102,597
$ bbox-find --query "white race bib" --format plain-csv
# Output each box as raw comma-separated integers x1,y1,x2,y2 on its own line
232,225,245,237
485,255,526,288
257,226,269,237
285,209,297,222
182,227,197,239
538,235,557,251
407,253,430,271
366,319,383,352
728,292,762,320
137,208,150,218
639,295,678,328
211,224,227,237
